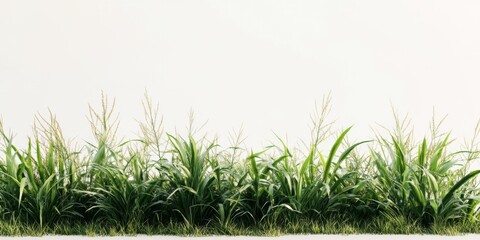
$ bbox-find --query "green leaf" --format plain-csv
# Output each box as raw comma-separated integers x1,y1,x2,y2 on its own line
323,127,352,183
441,170,480,208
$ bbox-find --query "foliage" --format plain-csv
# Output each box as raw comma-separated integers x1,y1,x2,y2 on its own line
0,95,479,235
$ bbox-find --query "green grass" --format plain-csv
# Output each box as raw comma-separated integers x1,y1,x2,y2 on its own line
0,94,479,236
1,216,479,236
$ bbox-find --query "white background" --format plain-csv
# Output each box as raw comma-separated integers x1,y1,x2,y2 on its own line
1,0,480,150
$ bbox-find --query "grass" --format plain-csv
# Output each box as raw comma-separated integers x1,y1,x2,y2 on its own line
0,216,479,236
0,94,479,236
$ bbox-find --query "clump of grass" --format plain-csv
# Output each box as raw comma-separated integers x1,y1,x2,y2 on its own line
0,113,84,228
0,94,479,236
370,113,480,226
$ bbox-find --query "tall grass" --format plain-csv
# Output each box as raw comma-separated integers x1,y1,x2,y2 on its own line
370,114,480,226
0,94,479,235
